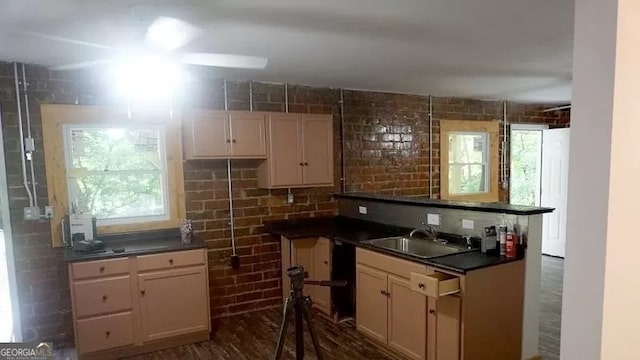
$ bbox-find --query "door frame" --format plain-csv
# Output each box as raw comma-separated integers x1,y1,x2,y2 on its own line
0,105,22,341
509,123,548,206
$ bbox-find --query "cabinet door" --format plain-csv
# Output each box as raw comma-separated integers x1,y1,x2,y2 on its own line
138,266,209,342
356,264,388,344
301,115,334,185
388,274,427,360
291,238,316,279
184,110,230,158
313,237,331,315
430,296,461,360
267,114,303,186
229,111,266,158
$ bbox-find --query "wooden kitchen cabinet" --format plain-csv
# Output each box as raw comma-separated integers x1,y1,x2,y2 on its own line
68,248,210,359
183,110,266,159
388,274,427,360
355,264,389,344
281,236,333,316
258,113,333,188
138,266,209,342
357,247,525,360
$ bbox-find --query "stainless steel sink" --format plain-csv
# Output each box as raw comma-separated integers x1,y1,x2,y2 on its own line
362,236,464,258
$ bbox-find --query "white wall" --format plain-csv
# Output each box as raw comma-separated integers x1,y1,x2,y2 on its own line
563,0,640,359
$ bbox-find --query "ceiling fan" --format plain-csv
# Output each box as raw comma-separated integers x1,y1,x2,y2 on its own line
29,16,268,71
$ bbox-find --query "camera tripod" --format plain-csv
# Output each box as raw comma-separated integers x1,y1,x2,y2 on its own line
273,265,346,360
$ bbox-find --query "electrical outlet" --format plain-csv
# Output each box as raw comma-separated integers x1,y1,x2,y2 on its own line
358,206,368,215
286,193,295,204
23,206,41,221
427,213,440,226
462,219,475,230
44,206,54,219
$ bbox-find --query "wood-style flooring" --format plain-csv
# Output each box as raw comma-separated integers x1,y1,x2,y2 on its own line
539,255,563,360
54,256,564,360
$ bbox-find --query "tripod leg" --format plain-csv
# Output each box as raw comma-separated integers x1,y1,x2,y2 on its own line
273,297,292,360
302,299,324,360
294,297,305,360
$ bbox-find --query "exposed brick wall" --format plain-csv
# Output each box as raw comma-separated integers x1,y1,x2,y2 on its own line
0,60,570,345
343,94,570,201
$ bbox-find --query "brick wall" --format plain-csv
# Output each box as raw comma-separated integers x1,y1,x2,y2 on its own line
343,94,570,201
0,61,569,345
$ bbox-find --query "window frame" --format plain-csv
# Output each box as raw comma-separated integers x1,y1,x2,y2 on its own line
42,105,186,247
62,123,171,226
447,131,490,195
440,120,500,202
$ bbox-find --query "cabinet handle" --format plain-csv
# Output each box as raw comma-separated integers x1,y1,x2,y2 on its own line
232,139,237,143
99,266,105,273
105,331,111,338
102,295,108,302
299,162,304,166
323,260,328,265
380,290,389,296
226,139,231,143
140,290,146,296
304,162,309,166
429,309,436,315
418,283,425,289
169,259,174,265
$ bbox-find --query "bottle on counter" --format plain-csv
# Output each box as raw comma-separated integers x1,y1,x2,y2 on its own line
505,232,516,259
498,225,507,256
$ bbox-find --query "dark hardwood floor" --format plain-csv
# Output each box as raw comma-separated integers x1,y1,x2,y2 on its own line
54,256,564,360
539,255,563,360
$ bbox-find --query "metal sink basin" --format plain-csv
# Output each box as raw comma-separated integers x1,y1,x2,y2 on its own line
363,236,464,259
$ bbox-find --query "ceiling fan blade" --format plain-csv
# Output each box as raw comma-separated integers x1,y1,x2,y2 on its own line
15,29,112,50
145,17,201,52
50,59,111,71
181,53,268,69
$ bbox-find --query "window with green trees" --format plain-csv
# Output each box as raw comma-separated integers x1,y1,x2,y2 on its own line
63,125,169,225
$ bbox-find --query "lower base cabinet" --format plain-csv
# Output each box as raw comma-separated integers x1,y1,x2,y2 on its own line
68,248,211,359
281,236,332,316
356,247,526,360
356,248,460,360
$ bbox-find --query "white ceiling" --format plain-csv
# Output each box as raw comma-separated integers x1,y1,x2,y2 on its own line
0,0,574,103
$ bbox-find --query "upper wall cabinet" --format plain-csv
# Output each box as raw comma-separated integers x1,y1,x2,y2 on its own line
183,110,267,159
258,113,334,188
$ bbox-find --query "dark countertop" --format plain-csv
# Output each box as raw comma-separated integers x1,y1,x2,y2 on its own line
334,192,554,216
62,229,207,263
265,216,522,274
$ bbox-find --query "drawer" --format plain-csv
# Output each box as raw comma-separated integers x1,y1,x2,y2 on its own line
410,272,460,298
73,276,132,318
76,312,135,354
137,249,205,272
71,257,130,280
356,247,427,278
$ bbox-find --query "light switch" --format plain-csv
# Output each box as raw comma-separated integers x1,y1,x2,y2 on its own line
427,213,440,226
462,219,475,229
358,206,368,215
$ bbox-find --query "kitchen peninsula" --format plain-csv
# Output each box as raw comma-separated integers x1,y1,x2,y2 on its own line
267,193,553,360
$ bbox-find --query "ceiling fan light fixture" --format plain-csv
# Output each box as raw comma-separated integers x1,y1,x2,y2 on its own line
111,55,185,101
145,16,201,52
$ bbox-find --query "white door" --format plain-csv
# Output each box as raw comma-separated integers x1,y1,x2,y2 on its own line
541,128,570,257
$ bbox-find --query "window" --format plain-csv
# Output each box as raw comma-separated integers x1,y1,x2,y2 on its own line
42,105,186,247
448,132,489,194
63,125,169,225
441,120,499,202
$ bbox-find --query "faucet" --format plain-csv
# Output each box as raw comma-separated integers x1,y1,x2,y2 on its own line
409,223,438,241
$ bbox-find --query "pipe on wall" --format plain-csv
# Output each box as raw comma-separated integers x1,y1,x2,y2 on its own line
223,79,238,265
13,62,34,207
284,83,289,113
21,63,38,207
340,89,346,193
501,101,509,189
428,95,434,199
